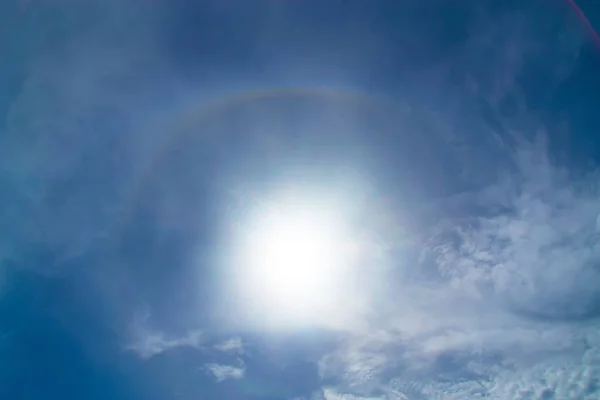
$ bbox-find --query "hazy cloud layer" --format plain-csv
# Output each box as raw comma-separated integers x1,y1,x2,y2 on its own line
1,1,599,399
312,3,600,400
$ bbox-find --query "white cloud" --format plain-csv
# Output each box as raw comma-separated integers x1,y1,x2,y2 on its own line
205,363,245,382
126,309,203,359
323,388,386,400
312,1,600,396
387,334,600,399
127,328,203,360
6,1,592,399
215,337,244,354
318,129,600,398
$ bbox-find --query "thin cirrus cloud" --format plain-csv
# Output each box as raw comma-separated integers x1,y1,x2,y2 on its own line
124,1,599,398
215,337,245,354
2,0,600,399
370,141,600,397
127,327,204,360
205,363,246,383
313,4,600,400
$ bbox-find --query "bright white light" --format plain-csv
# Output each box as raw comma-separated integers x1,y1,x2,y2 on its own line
232,191,361,329
247,207,344,300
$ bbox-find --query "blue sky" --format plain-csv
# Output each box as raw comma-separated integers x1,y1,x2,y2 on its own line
1,0,600,399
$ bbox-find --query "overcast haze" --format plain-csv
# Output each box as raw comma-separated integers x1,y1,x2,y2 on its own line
1,1,600,399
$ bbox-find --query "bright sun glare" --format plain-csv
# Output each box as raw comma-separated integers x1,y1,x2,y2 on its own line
247,207,345,298
232,190,360,329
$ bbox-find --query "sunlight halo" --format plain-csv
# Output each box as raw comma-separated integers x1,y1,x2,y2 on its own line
228,186,367,331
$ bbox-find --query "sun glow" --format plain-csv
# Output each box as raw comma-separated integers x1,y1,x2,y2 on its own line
246,204,347,301
230,188,364,330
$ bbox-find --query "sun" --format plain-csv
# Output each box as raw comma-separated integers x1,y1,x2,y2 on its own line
245,204,346,301
230,189,361,330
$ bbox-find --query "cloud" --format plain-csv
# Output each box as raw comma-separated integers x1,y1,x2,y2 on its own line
127,328,203,360
319,123,600,398
215,337,244,354
403,135,600,396
323,388,386,400
205,363,245,382
431,139,600,322
384,330,600,399
126,309,203,359
0,0,172,270
316,4,600,399
4,0,597,398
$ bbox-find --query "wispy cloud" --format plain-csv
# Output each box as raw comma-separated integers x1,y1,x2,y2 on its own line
205,363,245,382
323,388,386,400
317,3,600,399
127,328,203,360
0,0,169,269
321,109,600,398
4,0,598,399
215,337,244,354
126,309,203,359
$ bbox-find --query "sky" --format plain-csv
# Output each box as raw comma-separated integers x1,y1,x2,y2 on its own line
1,0,600,399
